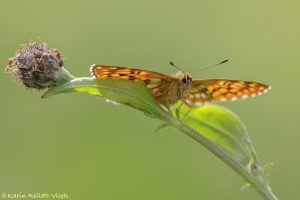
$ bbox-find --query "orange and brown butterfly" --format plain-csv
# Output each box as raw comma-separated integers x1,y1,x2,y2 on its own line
90,60,271,109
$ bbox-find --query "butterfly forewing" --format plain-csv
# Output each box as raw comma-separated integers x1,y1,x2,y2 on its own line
185,79,271,106
90,65,178,101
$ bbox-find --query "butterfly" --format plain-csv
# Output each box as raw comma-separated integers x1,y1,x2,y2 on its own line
90,60,271,110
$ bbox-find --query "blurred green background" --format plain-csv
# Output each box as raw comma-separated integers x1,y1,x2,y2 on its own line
0,0,298,199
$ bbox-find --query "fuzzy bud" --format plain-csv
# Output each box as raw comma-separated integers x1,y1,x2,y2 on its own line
5,42,65,89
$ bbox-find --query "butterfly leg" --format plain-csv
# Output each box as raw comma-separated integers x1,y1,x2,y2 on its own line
175,102,184,119
163,100,191,121
178,100,193,121
161,99,173,115
182,106,192,121
166,101,174,116
172,101,192,120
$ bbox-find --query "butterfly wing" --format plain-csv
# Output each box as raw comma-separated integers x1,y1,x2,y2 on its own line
185,79,271,106
90,64,178,102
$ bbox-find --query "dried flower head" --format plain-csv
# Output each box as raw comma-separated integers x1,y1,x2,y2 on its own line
5,42,65,89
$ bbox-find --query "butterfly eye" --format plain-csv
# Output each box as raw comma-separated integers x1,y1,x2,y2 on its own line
182,75,192,84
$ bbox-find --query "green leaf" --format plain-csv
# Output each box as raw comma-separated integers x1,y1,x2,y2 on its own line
42,77,278,200
42,78,163,117
174,102,254,167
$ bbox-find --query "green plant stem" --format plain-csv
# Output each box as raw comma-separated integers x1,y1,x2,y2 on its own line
54,67,75,84
155,109,278,200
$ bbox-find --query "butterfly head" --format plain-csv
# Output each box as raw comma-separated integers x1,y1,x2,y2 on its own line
170,62,193,86
179,73,193,86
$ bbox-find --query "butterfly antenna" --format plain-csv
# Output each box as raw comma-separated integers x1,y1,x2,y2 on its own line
191,59,229,75
170,61,185,73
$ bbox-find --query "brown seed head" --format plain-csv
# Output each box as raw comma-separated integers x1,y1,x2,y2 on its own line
5,42,64,89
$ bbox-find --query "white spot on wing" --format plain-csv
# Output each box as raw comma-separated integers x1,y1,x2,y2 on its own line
231,97,238,101
149,78,161,84
263,86,272,93
184,99,204,106
147,83,159,88
194,93,201,98
192,102,204,106
90,65,96,78
241,95,248,99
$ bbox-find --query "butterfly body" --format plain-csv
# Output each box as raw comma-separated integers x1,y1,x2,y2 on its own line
90,64,271,108
152,73,191,106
